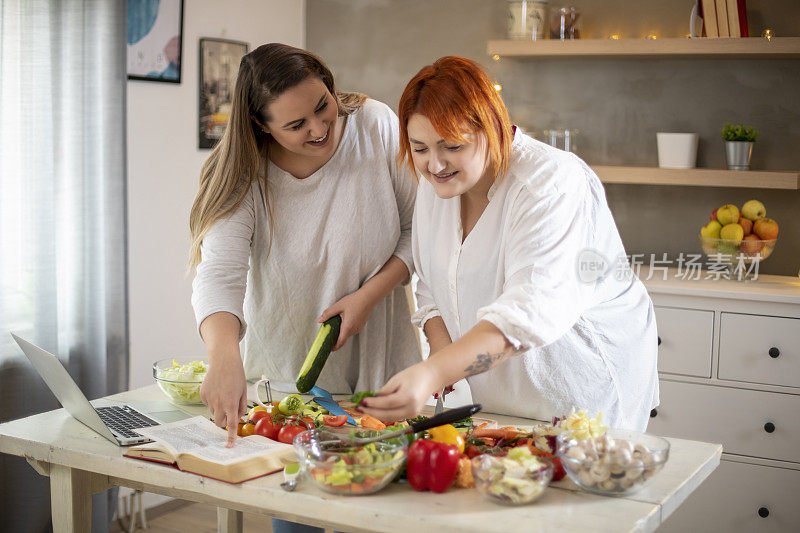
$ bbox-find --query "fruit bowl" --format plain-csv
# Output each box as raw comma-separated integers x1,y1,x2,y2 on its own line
556,429,669,496
699,236,777,264
293,429,407,495
152,357,208,405
471,450,553,505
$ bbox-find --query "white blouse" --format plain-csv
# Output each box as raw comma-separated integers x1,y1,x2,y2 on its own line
192,99,421,393
411,129,659,431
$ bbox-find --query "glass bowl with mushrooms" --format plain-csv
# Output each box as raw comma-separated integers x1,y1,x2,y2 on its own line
556,429,669,496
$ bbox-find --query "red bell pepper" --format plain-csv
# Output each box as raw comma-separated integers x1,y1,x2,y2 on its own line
406,439,461,493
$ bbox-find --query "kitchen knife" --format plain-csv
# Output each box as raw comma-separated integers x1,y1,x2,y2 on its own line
311,396,357,426
328,403,483,445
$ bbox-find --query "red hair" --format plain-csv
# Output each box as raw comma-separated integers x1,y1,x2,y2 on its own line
398,56,513,181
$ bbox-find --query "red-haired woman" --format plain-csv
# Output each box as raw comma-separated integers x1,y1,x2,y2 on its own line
361,56,658,431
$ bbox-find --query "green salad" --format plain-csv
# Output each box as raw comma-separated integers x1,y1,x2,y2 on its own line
155,359,208,403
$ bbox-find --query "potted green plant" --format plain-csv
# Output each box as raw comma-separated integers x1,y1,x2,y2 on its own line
721,123,760,171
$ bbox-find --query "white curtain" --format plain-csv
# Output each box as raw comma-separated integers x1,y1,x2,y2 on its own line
0,1,128,531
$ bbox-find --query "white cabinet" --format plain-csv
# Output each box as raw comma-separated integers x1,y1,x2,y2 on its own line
654,306,714,377
640,268,800,531
719,313,800,388
648,381,800,464
659,459,800,532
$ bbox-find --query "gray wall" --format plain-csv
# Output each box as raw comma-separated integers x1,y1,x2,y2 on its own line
307,0,800,276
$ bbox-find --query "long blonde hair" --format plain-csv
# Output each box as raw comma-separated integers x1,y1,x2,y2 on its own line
188,43,366,269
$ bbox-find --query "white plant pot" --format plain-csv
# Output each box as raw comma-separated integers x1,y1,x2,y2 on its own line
656,133,699,169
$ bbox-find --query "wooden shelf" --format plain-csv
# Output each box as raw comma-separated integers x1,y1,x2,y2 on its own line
487,37,800,58
592,166,800,189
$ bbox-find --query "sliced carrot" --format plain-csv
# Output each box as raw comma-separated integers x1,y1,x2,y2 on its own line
472,426,522,440
358,414,386,430
349,483,365,493
363,477,378,490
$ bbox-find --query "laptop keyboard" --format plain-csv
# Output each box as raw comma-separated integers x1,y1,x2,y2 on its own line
95,405,159,439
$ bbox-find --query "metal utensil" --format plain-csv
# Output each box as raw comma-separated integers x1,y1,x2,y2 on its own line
434,387,446,415
323,403,482,446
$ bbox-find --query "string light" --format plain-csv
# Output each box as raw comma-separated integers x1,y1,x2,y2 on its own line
492,54,501,61
762,29,774,41
609,34,621,40
493,82,502,92
646,33,658,40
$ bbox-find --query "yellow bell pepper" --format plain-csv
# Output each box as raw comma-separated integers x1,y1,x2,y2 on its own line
428,424,465,454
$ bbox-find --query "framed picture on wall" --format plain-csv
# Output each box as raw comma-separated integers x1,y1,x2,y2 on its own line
199,38,249,149
127,0,184,83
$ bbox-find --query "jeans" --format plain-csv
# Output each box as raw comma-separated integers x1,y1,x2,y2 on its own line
271,518,325,533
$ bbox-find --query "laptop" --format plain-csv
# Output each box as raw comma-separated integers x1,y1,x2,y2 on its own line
12,333,192,446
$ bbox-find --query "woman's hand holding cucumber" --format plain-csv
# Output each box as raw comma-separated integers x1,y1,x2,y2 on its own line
317,289,375,351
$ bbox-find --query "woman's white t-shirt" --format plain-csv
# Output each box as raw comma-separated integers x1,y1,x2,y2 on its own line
192,99,421,393
412,129,659,431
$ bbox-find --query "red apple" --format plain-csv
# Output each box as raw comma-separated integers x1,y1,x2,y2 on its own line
740,234,765,254
710,208,718,222
738,218,753,236
753,218,779,240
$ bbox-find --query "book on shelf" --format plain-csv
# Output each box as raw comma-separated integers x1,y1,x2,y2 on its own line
715,0,730,37
124,416,295,484
737,0,749,37
726,0,741,37
701,0,719,37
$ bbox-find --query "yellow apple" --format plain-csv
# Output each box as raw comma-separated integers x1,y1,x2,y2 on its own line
700,220,722,239
720,223,744,243
741,199,766,221
716,204,740,225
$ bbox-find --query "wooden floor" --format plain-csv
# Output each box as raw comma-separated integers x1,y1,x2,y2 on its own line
110,501,272,533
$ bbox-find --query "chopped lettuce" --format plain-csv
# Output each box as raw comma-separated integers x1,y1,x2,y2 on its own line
155,359,208,403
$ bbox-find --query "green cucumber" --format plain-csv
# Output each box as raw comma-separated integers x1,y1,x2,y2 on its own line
296,314,341,393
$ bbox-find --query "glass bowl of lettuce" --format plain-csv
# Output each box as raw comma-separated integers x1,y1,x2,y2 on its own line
471,447,553,505
153,358,209,404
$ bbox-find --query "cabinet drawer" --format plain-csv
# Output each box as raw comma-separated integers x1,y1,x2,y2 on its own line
654,306,713,378
648,381,800,463
719,313,800,388
659,460,800,532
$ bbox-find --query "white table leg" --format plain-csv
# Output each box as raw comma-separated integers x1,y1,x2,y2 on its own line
50,464,93,533
217,507,243,533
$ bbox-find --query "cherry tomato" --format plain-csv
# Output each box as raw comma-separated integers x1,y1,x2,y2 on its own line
277,425,306,444
255,416,279,440
247,405,268,420
323,415,348,427
240,423,256,437
250,410,270,425
301,416,316,429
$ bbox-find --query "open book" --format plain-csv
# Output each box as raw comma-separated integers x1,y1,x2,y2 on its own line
124,416,295,484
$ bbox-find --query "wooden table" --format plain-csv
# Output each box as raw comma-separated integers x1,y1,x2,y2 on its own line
0,385,721,532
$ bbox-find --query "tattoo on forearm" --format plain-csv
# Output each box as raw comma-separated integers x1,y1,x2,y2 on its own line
463,350,511,377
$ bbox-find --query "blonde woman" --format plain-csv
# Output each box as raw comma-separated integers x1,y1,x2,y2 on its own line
189,44,420,454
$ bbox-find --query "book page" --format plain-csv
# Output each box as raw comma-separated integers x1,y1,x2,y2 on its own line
135,416,291,465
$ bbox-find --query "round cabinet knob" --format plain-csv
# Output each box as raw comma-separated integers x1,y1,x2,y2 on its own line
768,347,780,358
657,336,662,346
764,422,776,433
650,409,658,418
758,507,770,518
